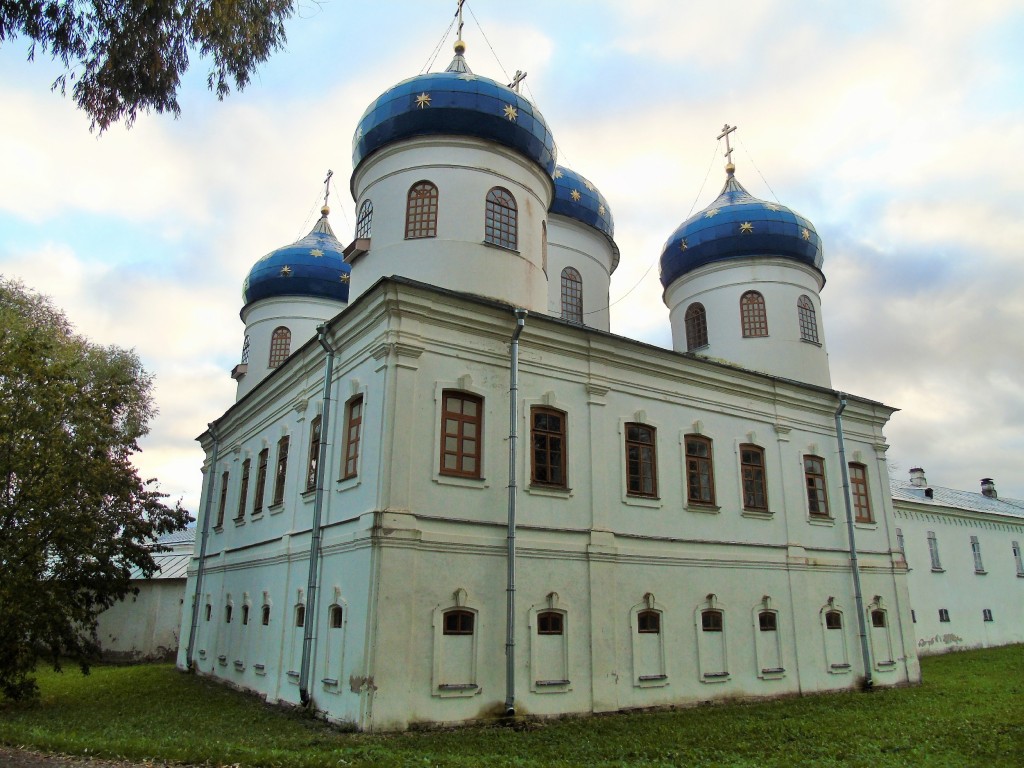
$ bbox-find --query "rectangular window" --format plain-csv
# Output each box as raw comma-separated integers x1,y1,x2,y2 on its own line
531,407,567,488
272,436,289,506
971,535,985,573
637,610,660,634
701,610,723,632
740,444,768,511
341,396,363,480
235,459,250,521
216,471,229,528
938,608,950,623
804,455,829,517
440,391,483,478
625,423,657,497
685,435,715,505
1014,541,1024,576
896,527,905,553
983,609,993,622
927,531,942,571
758,611,777,632
306,415,322,492
253,448,269,514
849,463,872,522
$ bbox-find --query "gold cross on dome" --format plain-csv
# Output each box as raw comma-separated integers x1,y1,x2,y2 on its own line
717,123,737,167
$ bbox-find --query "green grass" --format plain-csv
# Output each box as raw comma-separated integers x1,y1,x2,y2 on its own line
2,647,1022,767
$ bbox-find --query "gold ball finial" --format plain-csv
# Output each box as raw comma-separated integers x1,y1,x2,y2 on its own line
321,205,330,216
454,39,466,55
725,162,736,175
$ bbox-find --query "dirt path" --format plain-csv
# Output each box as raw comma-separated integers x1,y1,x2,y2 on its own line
0,746,201,767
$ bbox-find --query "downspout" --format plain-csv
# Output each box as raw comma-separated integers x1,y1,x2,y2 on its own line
835,394,873,690
505,309,527,717
186,422,218,671
299,324,336,707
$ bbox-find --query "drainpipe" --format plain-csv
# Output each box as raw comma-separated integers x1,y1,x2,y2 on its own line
835,395,873,690
186,423,218,671
299,324,336,707
505,309,527,717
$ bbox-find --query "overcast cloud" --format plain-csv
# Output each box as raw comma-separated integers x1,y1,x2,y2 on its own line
2,0,1022,510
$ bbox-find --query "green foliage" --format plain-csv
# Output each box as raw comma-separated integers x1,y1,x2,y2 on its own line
0,278,190,701
0,0,294,131
1,646,1022,766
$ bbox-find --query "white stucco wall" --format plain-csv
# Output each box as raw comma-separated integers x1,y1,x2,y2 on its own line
96,579,185,661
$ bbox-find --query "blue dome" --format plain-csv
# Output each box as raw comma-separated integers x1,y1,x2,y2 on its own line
351,49,556,178
549,165,614,239
242,210,351,311
659,171,823,289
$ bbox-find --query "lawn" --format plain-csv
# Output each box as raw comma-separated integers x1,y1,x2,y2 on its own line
1,646,1022,767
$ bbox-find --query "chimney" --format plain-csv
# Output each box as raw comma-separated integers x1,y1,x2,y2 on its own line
981,478,997,499
909,468,927,488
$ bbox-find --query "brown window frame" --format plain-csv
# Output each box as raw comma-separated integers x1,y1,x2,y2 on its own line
484,187,517,250
272,436,289,507
235,458,250,521
215,470,229,528
355,199,373,239
341,395,363,480
443,609,475,635
825,610,842,630
405,181,438,239
685,434,715,505
740,290,768,337
637,609,661,634
268,326,291,368
849,462,872,522
804,455,830,517
740,444,768,511
531,407,567,488
684,302,708,350
798,295,819,343
537,611,564,635
625,423,658,498
440,391,483,479
305,415,322,492
560,267,583,324
701,609,723,632
253,448,269,514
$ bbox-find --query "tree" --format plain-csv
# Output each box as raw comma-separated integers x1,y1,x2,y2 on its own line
0,0,294,131
0,278,191,700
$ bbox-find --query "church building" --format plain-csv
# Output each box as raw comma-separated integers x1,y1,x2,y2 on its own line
177,32,921,730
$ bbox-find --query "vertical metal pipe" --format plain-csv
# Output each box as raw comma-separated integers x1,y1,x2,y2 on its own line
186,423,218,670
300,325,336,706
505,309,527,716
835,395,873,689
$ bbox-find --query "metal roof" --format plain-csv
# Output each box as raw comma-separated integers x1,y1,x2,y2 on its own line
890,479,1024,520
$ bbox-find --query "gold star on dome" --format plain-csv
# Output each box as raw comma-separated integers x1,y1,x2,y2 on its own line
801,227,811,240
704,208,720,218
280,265,293,277
764,203,781,211
679,238,688,251
598,204,606,216
553,169,563,179
415,92,431,109
340,273,351,284
503,104,518,121
310,248,324,258
739,222,754,234
583,180,594,191
570,189,581,202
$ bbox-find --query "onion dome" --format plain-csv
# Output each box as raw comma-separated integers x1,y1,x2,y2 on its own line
242,207,352,311
659,167,823,289
549,165,614,239
352,42,556,179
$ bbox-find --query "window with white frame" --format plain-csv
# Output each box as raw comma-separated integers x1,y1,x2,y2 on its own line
970,535,985,573
927,530,943,571
1014,541,1024,576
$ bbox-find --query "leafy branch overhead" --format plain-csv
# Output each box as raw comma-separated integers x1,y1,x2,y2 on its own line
0,0,294,131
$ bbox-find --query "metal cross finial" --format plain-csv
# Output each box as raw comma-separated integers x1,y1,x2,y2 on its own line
508,70,527,92
717,123,737,166
323,169,333,208
456,0,465,40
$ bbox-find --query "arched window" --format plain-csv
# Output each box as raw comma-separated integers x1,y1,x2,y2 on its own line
355,199,373,239
405,181,438,239
625,423,658,498
701,609,724,632
740,444,768,511
636,609,661,634
484,187,517,249
261,604,271,626
798,295,819,343
268,326,291,368
684,303,708,350
294,604,306,628
740,291,768,337
443,609,475,635
329,604,344,629
536,611,564,635
241,604,250,625
825,610,842,630
684,434,715,505
240,335,250,364
560,267,583,324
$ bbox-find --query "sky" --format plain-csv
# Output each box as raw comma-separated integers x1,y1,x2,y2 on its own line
2,0,1024,512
